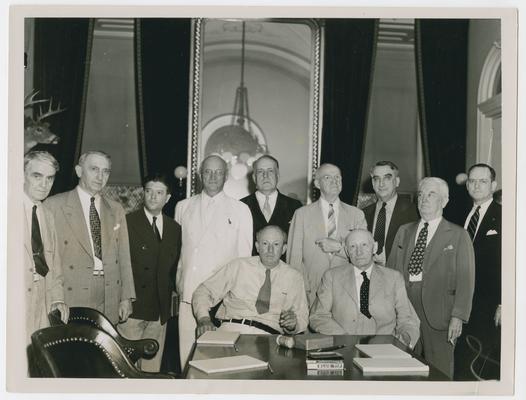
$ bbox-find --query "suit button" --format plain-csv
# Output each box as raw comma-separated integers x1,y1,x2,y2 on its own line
141,285,146,289
69,265,74,270
115,260,118,264
117,280,120,284
64,240,68,245
67,287,72,291
28,288,31,292
142,245,147,250
145,267,149,270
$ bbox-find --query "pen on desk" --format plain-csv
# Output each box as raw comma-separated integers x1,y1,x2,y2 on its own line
315,344,346,352
267,363,274,374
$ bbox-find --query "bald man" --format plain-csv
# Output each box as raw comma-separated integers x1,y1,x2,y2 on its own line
310,229,419,348
287,163,367,306
174,155,253,367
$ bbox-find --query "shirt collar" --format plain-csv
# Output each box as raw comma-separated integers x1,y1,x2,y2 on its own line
473,197,493,214
23,192,40,208
201,190,225,203
256,190,278,202
76,185,100,201
377,193,398,211
320,196,340,209
419,215,442,230
353,263,373,279
143,207,162,221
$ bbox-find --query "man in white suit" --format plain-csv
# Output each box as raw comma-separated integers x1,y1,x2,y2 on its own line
175,155,253,367
310,229,419,348
287,163,367,306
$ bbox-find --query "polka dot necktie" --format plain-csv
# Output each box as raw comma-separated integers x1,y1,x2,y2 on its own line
373,202,387,254
360,271,372,319
408,222,429,276
89,197,102,261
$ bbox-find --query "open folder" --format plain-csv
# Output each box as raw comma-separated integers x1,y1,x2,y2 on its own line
189,355,269,374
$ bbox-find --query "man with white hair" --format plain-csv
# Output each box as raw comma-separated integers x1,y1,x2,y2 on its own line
387,177,475,379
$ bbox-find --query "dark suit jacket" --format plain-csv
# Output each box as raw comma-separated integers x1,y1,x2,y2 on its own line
240,191,302,256
466,200,502,320
363,196,419,259
387,218,475,330
126,209,181,325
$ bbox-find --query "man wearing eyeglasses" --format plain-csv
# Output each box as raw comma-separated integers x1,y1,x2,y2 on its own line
174,154,253,367
287,163,367,306
362,161,418,265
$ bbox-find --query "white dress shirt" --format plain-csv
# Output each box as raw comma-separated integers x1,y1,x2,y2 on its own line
76,186,103,271
372,194,398,240
255,190,278,219
319,197,341,237
409,216,442,282
463,197,493,237
353,264,373,301
143,208,163,239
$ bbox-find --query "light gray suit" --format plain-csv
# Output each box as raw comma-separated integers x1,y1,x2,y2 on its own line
45,188,135,324
24,201,64,345
287,200,367,305
310,263,420,346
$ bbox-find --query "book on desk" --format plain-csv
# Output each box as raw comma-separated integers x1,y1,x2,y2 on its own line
196,330,240,346
189,355,268,374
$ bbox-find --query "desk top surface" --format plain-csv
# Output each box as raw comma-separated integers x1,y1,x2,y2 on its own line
184,334,450,381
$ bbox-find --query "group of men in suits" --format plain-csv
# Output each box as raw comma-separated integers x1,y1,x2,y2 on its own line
23,147,501,380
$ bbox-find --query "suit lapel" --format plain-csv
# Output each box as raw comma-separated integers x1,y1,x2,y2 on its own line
402,222,419,275
341,267,359,306
423,219,451,271
368,265,382,302
474,200,498,243
63,190,93,257
386,197,403,243
100,196,116,259
269,192,286,225
337,203,349,239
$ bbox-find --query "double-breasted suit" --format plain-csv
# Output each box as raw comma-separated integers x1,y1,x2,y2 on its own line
287,200,367,305
363,196,419,259
240,191,302,256
387,218,475,377
23,200,64,344
126,209,181,325
175,191,253,366
309,263,420,346
45,189,135,324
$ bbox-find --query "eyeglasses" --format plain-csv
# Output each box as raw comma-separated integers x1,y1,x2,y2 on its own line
203,169,225,178
320,175,342,183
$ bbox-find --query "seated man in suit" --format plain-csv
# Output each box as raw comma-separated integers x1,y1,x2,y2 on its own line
362,161,418,264
287,163,367,306
387,177,475,379
241,155,302,258
193,226,309,337
310,229,419,348
117,173,181,372
454,163,501,380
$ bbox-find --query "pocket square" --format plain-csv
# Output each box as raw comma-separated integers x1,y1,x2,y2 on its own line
113,224,120,231
486,229,498,236
443,244,454,251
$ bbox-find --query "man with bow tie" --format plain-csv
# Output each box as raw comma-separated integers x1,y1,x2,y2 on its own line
23,151,69,374
46,151,135,325
175,155,252,367
387,177,475,379
117,173,181,372
454,163,502,380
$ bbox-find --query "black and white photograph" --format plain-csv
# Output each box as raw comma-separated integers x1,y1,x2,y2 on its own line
2,3,521,398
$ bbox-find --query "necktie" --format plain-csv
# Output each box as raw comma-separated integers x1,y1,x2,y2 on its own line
408,222,428,276
152,216,162,242
31,205,49,277
360,271,371,318
373,202,387,254
467,206,481,240
255,268,271,314
262,195,272,222
327,203,336,238
89,197,102,260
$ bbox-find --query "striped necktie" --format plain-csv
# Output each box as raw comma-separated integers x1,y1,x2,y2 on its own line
327,203,336,238
467,206,481,240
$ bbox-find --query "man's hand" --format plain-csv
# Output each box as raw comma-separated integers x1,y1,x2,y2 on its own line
315,238,342,254
118,299,133,323
398,332,412,348
279,309,297,332
50,302,69,324
494,305,501,327
448,316,463,344
196,316,216,337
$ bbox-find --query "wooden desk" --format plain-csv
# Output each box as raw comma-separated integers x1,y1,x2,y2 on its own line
184,334,450,380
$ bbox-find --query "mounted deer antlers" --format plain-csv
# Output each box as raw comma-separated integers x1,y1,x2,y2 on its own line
24,90,66,154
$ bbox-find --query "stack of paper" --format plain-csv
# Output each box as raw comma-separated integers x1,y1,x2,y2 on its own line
353,357,429,375
196,330,240,346
355,344,411,358
189,355,268,374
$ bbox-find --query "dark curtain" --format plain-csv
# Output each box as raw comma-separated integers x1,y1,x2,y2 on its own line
415,19,470,222
320,19,378,205
134,18,191,214
33,18,94,194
